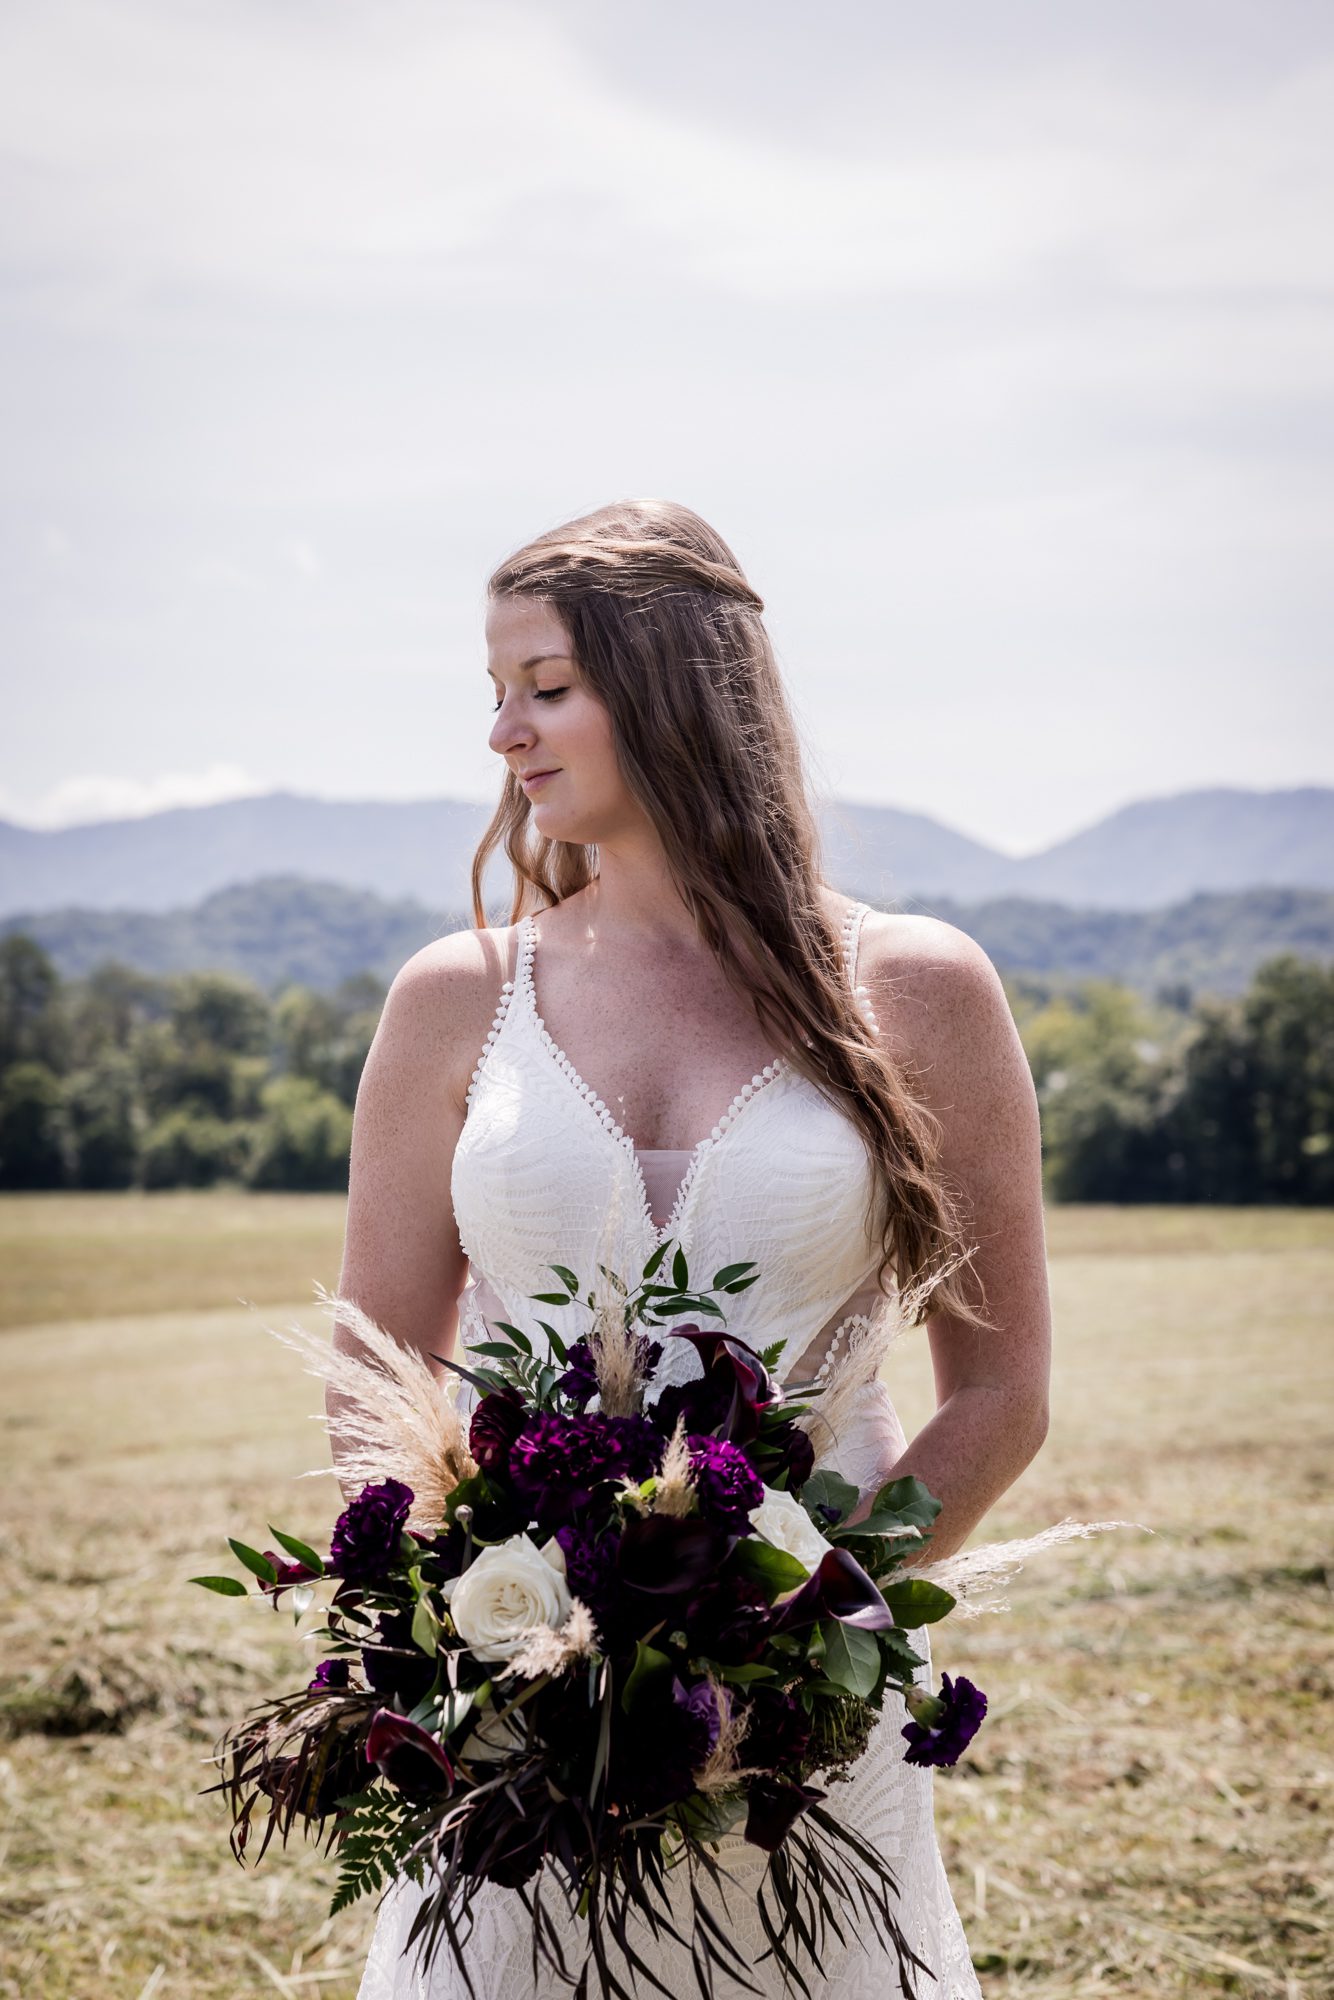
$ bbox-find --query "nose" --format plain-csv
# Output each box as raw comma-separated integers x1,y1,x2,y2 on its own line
488,689,536,760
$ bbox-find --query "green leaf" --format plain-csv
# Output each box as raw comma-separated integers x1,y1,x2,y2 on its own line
266,1526,325,1575
671,1246,688,1291
469,1340,525,1360
620,1640,672,1715
710,1261,757,1289
867,1476,943,1536
722,1273,761,1294
492,1322,533,1355
731,1538,811,1597
596,1264,628,1294
818,1619,881,1698
878,1629,926,1675
879,1577,956,1627
531,1291,573,1307
228,1538,278,1585
536,1320,569,1366
760,1340,787,1370
190,1574,249,1597
550,1265,582,1294
411,1595,441,1658
641,1241,671,1281
801,1470,859,1527
707,1661,778,1684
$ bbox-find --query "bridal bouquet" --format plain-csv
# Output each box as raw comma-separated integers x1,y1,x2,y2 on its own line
195,1246,986,2000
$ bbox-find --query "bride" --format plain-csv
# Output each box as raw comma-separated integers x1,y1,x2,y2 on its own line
338,499,1051,1999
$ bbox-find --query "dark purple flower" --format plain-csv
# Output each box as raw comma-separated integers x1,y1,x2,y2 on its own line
553,1523,620,1637
651,1372,734,1439
329,1478,413,1585
673,1674,722,1764
556,1340,600,1411
469,1387,526,1472
901,1674,988,1768
684,1574,772,1660
366,1708,455,1804
660,1327,781,1444
509,1413,661,1527
736,1685,811,1771
688,1435,764,1532
771,1547,897,1635
744,1774,826,1851
308,1658,352,1692
617,1513,733,1597
765,1420,816,1490
458,1763,552,1887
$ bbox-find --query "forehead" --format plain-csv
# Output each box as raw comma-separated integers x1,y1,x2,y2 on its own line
485,594,570,665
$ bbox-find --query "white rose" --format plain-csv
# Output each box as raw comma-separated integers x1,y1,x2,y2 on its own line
443,1532,572,1662
749,1485,834,1578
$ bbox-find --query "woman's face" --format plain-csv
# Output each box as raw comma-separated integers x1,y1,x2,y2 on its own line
486,594,643,847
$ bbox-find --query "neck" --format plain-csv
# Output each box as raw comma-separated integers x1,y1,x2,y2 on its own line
573,830,701,951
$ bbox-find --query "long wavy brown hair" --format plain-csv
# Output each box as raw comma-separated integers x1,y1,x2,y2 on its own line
471,498,985,1329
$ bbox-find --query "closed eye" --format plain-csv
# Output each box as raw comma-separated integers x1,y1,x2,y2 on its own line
491,687,568,710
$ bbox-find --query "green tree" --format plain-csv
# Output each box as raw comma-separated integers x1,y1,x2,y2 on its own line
0,935,67,1072
140,1107,251,1189
0,1060,68,1188
245,1076,353,1191
64,1049,141,1189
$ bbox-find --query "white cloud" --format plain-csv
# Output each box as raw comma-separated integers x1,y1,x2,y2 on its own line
1,764,270,829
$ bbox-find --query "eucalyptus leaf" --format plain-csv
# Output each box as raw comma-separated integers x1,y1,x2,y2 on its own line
267,1527,324,1575
190,1574,248,1596
641,1241,670,1280
710,1261,757,1288
723,1273,761,1294
671,1246,689,1291
228,1538,279,1585
531,1291,573,1307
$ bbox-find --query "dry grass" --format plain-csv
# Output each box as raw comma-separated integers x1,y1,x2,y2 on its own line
1,1195,1330,1998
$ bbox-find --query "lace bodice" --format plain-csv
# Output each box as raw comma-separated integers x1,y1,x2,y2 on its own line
450,902,898,1411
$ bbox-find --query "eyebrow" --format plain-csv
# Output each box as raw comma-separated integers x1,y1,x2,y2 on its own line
488,652,574,676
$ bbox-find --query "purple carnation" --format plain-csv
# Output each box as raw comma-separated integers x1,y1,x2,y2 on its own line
687,1435,764,1532
684,1573,772,1660
329,1478,413,1584
469,1387,526,1472
509,1413,661,1527
737,1684,811,1770
902,1673,988,1768
308,1658,352,1692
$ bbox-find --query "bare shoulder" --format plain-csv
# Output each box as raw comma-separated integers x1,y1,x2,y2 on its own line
853,908,1023,1112
369,923,519,1111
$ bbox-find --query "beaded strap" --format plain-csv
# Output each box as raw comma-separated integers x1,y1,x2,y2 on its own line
841,900,881,1036
464,923,525,1110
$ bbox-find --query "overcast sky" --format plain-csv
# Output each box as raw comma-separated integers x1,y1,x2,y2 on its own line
2,0,1331,855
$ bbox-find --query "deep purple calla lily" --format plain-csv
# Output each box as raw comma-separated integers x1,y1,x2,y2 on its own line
772,1546,898,1634
616,1513,734,1596
744,1773,827,1851
663,1327,780,1444
365,1708,455,1804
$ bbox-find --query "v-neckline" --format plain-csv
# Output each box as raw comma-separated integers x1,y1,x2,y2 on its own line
517,914,789,1246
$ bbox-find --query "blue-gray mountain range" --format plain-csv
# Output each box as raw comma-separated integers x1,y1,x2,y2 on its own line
1,784,1331,919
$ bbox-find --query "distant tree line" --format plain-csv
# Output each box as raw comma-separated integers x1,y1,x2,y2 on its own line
0,937,380,1193
1,936,1331,1203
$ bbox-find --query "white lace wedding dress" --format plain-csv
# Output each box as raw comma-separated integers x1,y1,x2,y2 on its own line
357,902,982,1999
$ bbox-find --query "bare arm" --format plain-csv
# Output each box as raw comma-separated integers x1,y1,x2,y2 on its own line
858,915,1052,1561
329,927,510,1499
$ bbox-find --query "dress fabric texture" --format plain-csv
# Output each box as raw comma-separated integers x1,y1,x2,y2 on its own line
357,902,983,2000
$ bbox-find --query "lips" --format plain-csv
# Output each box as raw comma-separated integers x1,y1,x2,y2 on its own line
519,769,559,789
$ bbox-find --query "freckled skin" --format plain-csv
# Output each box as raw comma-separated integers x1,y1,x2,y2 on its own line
333,597,1051,1555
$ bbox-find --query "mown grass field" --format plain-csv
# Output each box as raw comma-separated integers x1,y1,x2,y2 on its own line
1,1194,1330,1999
